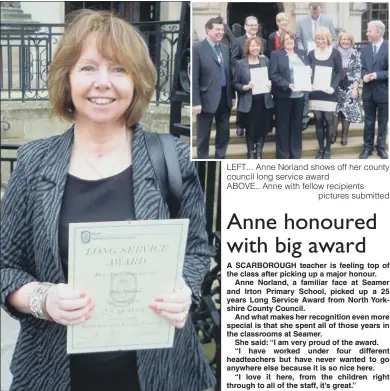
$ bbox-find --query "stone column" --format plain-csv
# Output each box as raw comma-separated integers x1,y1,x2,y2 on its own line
290,2,308,31
350,3,368,43
192,2,226,42
0,2,39,99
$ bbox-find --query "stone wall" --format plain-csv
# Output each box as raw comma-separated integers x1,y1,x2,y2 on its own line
1,102,190,188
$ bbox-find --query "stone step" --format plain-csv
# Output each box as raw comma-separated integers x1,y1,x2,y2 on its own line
192,135,387,160
192,123,365,145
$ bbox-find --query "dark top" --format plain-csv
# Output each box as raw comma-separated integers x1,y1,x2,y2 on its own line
308,48,342,103
269,49,309,99
59,165,140,391
233,56,274,113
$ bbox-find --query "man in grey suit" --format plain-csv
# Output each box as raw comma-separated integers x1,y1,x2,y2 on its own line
295,3,337,129
192,16,236,159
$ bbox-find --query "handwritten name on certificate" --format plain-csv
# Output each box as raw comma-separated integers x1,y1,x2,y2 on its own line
250,67,270,95
67,219,189,354
313,65,333,90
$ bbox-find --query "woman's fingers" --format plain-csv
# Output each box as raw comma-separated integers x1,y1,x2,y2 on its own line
149,300,191,314
45,284,94,325
59,297,91,311
159,310,188,326
59,303,94,322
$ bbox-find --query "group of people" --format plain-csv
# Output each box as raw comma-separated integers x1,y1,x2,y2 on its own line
192,2,388,160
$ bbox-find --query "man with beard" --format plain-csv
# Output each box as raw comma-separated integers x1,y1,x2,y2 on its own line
232,16,268,136
192,16,236,159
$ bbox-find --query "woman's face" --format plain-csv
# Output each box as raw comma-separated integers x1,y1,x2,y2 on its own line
340,35,352,49
69,33,134,125
248,40,261,56
277,18,288,31
284,34,295,50
316,34,329,49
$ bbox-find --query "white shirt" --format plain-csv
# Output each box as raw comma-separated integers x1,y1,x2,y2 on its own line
372,39,384,55
311,15,321,40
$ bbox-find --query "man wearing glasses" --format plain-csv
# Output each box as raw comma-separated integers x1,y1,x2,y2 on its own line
231,16,268,136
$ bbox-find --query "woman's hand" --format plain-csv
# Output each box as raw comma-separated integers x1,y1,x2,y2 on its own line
266,81,272,90
149,277,192,329
45,284,94,325
351,88,358,99
243,83,255,91
289,84,295,92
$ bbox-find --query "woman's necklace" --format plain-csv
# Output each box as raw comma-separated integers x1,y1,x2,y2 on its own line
74,128,130,179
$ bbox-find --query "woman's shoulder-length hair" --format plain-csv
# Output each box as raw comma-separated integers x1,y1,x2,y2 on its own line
243,36,263,56
314,27,333,46
48,9,157,126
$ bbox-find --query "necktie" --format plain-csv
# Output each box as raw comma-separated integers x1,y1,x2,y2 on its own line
313,20,319,35
373,45,377,57
214,44,226,87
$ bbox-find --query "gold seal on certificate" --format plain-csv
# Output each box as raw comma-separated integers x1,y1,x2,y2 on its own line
66,219,189,354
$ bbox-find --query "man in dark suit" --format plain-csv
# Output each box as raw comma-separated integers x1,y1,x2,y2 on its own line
360,21,388,159
231,16,268,136
192,16,236,159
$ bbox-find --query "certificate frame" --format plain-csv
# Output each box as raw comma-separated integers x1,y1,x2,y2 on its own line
250,67,270,95
293,65,312,92
312,65,333,91
67,219,189,354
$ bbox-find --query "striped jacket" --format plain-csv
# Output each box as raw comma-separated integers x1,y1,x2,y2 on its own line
1,123,216,391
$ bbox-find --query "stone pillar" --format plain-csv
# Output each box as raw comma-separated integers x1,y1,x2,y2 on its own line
0,2,39,99
350,3,368,43
192,2,226,41
290,2,309,31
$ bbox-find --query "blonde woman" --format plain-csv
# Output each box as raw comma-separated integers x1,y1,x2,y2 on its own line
309,27,342,159
268,12,289,54
1,10,216,391
334,30,362,145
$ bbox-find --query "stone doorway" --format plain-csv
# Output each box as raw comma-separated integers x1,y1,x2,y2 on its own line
227,2,283,39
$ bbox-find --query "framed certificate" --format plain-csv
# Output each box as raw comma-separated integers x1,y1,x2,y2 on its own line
250,67,270,95
67,219,189,354
312,65,333,90
293,65,312,92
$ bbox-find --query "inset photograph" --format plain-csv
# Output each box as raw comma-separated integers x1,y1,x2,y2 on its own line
191,2,389,160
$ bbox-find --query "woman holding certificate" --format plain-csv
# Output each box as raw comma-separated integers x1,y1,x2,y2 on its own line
270,30,310,159
0,10,216,391
308,27,342,159
333,31,362,145
233,37,273,158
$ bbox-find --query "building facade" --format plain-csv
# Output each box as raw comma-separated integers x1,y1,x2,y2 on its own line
192,2,389,43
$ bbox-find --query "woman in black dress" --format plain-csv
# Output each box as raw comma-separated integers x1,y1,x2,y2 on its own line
233,37,274,158
333,30,363,145
270,30,309,159
309,27,342,159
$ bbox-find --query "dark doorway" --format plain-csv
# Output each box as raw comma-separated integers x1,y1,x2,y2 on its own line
227,2,283,39
65,2,117,16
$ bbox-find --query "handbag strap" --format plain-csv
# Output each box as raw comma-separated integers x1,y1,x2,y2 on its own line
144,131,182,218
